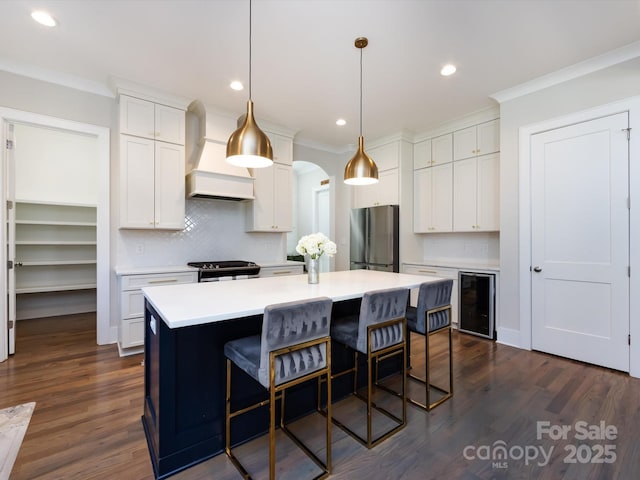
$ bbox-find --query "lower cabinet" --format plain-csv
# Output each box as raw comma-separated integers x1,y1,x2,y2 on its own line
402,264,459,326
117,268,198,355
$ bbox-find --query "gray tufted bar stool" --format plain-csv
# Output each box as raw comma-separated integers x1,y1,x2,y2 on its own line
328,287,409,449
406,279,454,411
224,296,333,480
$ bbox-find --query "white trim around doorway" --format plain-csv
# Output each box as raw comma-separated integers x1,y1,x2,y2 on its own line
0,108,111,348
518,96,640,378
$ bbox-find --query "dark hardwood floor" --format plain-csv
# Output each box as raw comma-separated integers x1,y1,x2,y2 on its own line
1,313,639,479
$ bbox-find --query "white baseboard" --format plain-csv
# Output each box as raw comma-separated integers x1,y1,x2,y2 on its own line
496,326,524,349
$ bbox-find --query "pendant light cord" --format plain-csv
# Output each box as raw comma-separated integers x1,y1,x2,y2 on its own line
359,46,363,137
249,0,252,101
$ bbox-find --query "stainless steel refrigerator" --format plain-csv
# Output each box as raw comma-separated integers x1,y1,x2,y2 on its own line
350,205,399,272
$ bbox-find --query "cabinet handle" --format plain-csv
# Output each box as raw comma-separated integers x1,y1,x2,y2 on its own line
418,269,438,274
148,279,179,284
273,270,292,275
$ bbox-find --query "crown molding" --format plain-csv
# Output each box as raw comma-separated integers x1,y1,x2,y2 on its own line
490,40,640,104
0,57,114,98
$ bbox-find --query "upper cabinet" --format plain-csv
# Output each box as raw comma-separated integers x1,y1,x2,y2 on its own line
246,132,294,232
413,117,500,234
119,95,185,145
352,141,401,209
413,134,452,169
453,119,499,161
453,153,499,232
118,93,187,230
413,164,452,233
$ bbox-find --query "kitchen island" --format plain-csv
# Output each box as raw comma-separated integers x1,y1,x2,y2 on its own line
141,269,438,479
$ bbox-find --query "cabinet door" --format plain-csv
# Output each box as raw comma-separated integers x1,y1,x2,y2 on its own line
453,126,477,161
413,139,431,170
431,134,453,165
476,154,499,231
273,163,293,231
476,119,499,156
430,163,453,232
120,136,155,228
120,96,155,140
368,142,399,171
354,168,399,209
270,133,293,166
248,166,276,231
414,165,452,233
453,158,477,231
154,142,185,230
155,104,185,145
413,168,431,233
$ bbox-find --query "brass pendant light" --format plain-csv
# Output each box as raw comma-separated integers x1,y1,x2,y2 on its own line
226,0,273,168
344,37,378,185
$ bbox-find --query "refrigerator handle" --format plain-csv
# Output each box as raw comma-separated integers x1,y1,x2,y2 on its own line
364,207,370,263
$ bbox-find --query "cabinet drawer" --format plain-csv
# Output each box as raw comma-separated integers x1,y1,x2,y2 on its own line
121,271,198,290
121,290,144,319
259,265,304,277
403,264,457,278
120,317,145,348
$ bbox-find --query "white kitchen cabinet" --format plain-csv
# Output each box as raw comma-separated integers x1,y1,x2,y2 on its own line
269,132,293,166
453,119,499,161
367,142,400,171
413,139,431,170
119,95,185,145
413,163,453,233
14,201,97,319
245,132,294,232
431,133,453,165
453,153,499,232
119,93,186,230
352,168,399,209
246,163,293,232
258,263,304,277
415,134,453,169
117,269,198,355
119,136,185,229
402,264,459,326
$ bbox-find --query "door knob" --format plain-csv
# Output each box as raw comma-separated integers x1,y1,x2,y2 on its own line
533,266,542,272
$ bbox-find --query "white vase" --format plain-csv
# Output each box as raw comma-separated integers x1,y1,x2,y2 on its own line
307,257,320,284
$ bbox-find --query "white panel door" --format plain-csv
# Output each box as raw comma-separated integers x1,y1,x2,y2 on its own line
531,112,629,371
431,163,453,232
476,153,499,231
273,163,292,231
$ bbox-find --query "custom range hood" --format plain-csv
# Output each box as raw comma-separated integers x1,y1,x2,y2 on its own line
185,100,255,201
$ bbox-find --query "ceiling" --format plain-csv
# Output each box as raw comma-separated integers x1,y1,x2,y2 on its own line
1,0,640,151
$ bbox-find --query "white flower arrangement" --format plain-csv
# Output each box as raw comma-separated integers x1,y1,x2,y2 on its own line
295,232,337,260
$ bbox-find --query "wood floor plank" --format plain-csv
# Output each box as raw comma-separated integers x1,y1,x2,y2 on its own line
1,313,640,479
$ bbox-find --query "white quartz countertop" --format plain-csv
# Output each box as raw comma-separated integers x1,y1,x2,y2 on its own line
143,269,441,329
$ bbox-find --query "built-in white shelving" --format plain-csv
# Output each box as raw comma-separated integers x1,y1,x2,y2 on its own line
14,201,97,318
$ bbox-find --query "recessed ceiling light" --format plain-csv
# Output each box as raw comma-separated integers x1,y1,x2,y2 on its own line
230,81,244,91
441,64,457,76
31,10,57,27
336,119,346,126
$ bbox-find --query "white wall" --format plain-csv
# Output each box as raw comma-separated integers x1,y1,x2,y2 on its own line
498,57,640,337
14,123,98,204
